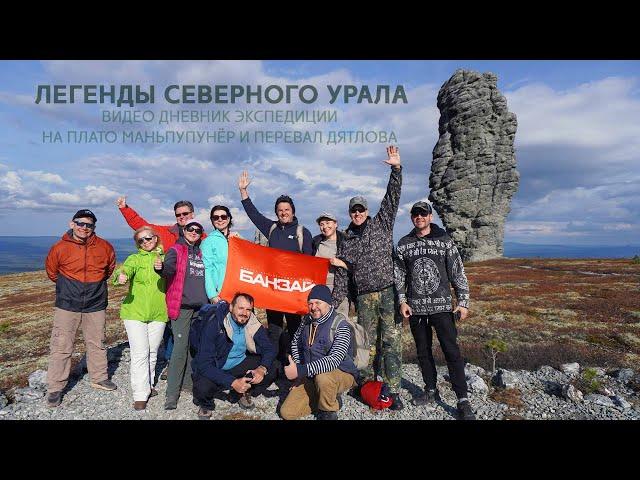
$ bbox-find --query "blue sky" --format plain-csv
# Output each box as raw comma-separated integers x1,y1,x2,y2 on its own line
1,60,639,246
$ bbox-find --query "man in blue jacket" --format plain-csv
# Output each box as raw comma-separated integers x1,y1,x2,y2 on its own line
191,293,278,419
238,170,313,361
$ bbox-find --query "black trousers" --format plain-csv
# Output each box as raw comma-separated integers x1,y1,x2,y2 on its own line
266,309,301,362
192,354,280,410
409,312,468,400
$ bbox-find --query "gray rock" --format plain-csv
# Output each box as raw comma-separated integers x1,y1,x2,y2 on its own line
429,69,520,262
537,365,560,376
492,369,520,388
560,363,580,377
584,394,616,408
0,393,7,409
613,368,635,384
612,395,632,410
589,367,606,377
28,370,48,391
466,373,488,395
598,386,615,397
14,387,44,403
561,384,583,403
465,363,486,377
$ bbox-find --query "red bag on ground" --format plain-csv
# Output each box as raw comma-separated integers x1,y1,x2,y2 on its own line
360,380,394,410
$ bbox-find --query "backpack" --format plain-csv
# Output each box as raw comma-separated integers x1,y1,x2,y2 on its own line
328,312,370,370
360,380,394,410
188,303,222,358
268,223,304,253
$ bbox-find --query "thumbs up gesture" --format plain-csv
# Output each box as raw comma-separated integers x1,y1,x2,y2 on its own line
284,354,299,381
117,272,128,285
153,254,163,270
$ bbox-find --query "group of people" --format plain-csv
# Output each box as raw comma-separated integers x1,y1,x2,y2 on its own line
43,145,476,420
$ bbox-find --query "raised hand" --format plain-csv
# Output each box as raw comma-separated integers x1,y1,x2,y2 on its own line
383,145,401,168
115,196,127,209
238,171,251,200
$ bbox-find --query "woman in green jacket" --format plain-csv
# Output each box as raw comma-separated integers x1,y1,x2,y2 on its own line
114,226,168,410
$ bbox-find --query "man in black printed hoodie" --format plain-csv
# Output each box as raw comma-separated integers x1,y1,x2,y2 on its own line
332,146,404,410
393,201,475,420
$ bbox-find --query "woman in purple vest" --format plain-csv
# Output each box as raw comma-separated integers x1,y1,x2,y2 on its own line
154,219,208,410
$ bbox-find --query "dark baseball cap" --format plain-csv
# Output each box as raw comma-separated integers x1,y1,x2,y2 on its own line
72,209,97,222
349,196,368,211
410,201,433,215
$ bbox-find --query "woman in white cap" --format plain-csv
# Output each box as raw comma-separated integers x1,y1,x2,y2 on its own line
311,212,350,318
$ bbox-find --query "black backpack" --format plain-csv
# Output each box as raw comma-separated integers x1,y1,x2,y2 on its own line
189,302,224,358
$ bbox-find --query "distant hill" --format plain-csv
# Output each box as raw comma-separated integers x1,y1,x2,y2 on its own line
0,236,136,275
1,237,639,275
504,242,640,259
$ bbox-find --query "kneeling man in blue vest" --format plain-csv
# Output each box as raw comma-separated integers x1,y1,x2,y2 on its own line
281,284,358,421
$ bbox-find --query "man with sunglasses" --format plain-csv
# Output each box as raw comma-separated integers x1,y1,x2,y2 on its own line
115,197,207,250
331,146,404,410
44,209,117,407
393,201,475,420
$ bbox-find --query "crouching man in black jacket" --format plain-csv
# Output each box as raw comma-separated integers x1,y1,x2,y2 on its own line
191,293,278,419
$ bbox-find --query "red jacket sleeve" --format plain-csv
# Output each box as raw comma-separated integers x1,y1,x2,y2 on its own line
45,243,59,282
119,205,151,231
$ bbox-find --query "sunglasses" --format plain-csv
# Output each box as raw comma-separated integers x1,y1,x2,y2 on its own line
211,214,229,221
350,206,366,214
185,226,203,234
74,221,95,229
136,235,155,245
175,211,192,218
411,210,431,217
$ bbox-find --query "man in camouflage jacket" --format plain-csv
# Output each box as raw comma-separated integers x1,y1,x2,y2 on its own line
332,145,404,410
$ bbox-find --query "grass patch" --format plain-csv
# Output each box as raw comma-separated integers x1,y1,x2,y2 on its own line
490,387,524,410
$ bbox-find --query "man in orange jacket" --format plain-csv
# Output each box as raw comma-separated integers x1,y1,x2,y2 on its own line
44,209,116,407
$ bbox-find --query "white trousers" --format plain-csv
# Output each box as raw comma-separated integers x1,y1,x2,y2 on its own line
123,320,166,401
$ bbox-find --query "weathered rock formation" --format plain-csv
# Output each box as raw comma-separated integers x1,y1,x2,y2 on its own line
429,69,519,262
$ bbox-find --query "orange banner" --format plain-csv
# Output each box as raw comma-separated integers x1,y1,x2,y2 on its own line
219,237,330,314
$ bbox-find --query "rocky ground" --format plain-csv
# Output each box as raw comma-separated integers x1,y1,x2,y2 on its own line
1,341,638,421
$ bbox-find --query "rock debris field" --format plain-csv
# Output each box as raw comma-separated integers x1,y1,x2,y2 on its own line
1,342,638,420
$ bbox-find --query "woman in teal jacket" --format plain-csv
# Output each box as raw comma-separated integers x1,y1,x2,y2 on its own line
201,205,241,303
114,226,168,410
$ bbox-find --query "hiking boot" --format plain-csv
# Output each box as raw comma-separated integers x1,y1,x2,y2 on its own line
457,399,476,420
316,410,338,420
164,398,178,410
46,391,62,408
337,394,343,410
388,393,404,411
149,388,158,398
238,393,255,410
91,379,117,391
133,400,147,411
413,388,441,406
197,406,213,420
160,365,169,381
